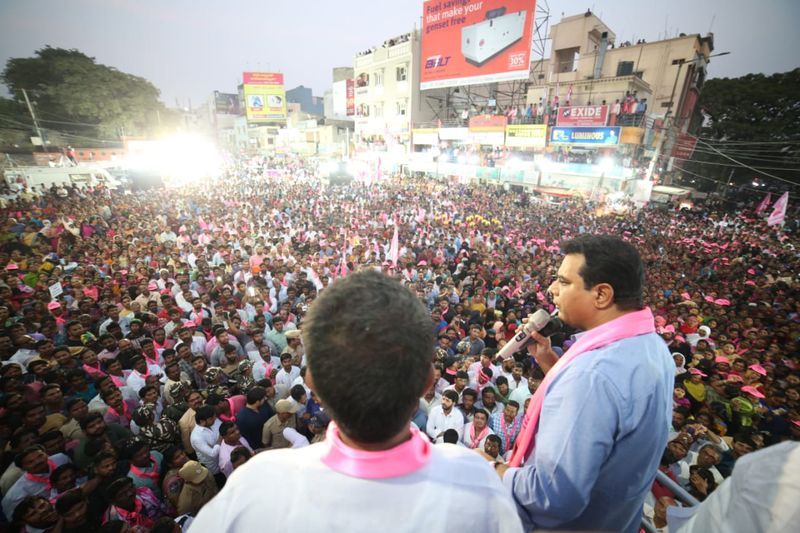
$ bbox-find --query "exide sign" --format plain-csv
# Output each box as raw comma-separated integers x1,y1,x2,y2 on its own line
557,105,609,127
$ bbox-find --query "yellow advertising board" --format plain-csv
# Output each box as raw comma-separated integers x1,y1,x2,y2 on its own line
505,124,547,148
243,72,286,122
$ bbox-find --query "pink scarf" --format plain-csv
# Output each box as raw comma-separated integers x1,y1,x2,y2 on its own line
468,423,490,449
321,421,430,479
508,308,656,467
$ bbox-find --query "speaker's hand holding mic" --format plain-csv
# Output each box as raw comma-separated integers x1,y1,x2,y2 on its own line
526,330,559,375
497,309,562,375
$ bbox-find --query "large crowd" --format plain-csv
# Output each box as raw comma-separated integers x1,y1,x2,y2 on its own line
0,156,797,532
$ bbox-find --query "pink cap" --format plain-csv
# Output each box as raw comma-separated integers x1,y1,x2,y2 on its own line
727,374,744,383
5,262,19,271
147,282,158,290
714,298,731,306
748,364,767,376
689,368,707,377
47,301,61,310
663,325,676,334
715,356,730,364
741,386,765,399
417,260,427,266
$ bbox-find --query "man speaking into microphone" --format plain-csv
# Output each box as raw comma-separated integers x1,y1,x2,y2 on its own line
496,235,674,532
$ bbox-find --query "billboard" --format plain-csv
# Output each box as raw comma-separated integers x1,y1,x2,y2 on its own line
412,129,439,145
214,92,241,115
346,79,355,116
550,127,621,146
671,133,698,160
243,72,286,122
505,124,547,147
468,114,507,131
556,105,609,127
420,0,536,90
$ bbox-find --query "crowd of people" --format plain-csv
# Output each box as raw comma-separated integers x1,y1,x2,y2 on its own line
0,154,797,531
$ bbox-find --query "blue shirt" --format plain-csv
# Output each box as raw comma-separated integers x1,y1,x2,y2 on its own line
503,332,674,533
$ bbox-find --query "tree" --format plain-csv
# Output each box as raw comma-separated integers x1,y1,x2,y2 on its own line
684,69,800,189
1,46,171,144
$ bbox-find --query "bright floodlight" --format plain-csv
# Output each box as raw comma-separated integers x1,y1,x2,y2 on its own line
599,157,615,172
149,134,223,186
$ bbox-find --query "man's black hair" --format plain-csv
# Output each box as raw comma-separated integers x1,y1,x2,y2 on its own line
304,270,433,443
246,386,266,404
195,405,216,424
561,234,644,310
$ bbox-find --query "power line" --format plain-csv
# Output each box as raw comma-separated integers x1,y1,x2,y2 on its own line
673,164,800,199
698,137,800,145
695,139,800,187
675,152,800,171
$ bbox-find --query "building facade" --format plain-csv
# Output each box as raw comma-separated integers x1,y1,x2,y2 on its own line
353,30,438,152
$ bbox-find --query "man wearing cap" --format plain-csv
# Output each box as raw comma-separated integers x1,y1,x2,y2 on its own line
193,270,521,532
282,329,304,364
261,399,298,450
177,460,218,515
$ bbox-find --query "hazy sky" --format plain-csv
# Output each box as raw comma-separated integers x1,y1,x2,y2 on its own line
1,0,798,107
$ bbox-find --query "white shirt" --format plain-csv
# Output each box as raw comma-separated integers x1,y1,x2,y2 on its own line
461,422,495,449
190,420,222,474
676,451,724,486
425,405,465,441
275,366,301,388
125,365,163,394
191,438,523,533
675,441,800,533
419,394,441,415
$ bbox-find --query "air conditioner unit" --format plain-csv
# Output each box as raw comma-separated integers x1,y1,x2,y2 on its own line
461,9,527,66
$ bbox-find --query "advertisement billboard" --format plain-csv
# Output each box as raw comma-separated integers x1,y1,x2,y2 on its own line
214,92,241,115
468,114,507,131
420,0,536,90
412,129,440,145
505,124,547,147
243,72,286,122
346,79,355,116
671,133,698,160
550,127,621,146
556,105,609,127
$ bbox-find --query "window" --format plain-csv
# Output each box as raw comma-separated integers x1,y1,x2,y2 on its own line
396,65,407,81
396,100,407,116
616,61,634,76
374,69,384,87
373,103,383,117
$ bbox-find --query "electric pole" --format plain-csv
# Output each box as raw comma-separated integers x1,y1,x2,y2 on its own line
22,89,48,153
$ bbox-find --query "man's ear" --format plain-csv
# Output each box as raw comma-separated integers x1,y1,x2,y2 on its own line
593,282,616,310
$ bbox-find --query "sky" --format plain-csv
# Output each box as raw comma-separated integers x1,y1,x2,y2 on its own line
1,0,798,108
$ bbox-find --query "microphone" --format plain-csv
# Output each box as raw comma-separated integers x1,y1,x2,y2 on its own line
497,309,563,360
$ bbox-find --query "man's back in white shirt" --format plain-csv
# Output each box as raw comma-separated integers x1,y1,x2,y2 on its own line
192,439,522,532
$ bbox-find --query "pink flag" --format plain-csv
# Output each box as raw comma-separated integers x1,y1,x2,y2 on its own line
767,192,789,226
754,192,771,215
388,221,399,267
197,215,209,230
